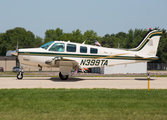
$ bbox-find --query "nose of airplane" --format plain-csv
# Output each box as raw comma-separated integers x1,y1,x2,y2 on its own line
11,50,18,56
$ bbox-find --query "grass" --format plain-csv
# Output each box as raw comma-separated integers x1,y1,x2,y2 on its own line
0,89,167,120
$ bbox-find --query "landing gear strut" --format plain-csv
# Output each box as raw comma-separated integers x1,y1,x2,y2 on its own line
59,72,68,80
17,69,24,79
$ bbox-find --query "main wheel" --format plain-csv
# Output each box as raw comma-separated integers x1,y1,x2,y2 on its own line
17,72,23,79
59,72,68,80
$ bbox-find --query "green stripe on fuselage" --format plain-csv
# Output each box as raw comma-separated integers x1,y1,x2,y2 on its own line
19,52,158,61
19,52,106,58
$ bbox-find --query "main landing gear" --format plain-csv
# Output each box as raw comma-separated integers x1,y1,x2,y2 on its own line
59,72,68,80
17,69,24,79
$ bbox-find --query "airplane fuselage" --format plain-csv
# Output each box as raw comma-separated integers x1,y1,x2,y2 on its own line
18,41,157,69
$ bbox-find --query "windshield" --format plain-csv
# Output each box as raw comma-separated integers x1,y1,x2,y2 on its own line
49,43,65,52
41,41,54,50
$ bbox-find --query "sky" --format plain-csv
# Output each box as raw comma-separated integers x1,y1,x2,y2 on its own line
0,0,167,38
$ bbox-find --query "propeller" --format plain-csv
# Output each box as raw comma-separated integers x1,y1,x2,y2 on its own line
16,41,18,53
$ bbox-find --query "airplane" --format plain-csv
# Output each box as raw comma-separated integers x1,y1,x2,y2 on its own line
12,29,162,80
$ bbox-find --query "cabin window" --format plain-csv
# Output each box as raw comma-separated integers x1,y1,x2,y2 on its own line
49,43,64,52
80,46,87,53
90,48,98,54
67,44,76,52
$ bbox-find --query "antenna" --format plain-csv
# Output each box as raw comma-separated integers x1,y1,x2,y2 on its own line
82,39,87,44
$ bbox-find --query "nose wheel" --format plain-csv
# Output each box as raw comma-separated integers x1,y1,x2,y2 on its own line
17,71,23,79
59,72,68,80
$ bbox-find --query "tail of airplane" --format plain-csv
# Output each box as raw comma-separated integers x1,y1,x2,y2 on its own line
129,30,162,57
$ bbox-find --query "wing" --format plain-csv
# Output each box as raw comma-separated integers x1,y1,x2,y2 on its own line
45,57,80,69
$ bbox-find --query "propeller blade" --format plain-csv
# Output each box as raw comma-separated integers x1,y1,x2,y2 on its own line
11,42,19,56
16,41,18,52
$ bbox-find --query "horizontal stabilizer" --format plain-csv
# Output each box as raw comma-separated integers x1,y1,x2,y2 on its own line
135,53,150,58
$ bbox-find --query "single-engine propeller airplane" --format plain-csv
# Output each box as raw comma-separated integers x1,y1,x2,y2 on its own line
12,29,162,80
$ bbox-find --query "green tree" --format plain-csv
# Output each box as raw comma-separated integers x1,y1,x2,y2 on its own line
84,30,100,45
59,33,73,41
43,38,53,44
0,27,35,56
0,33,7,55
45,29,56,40
132,29,148,48
72,29,86,43
115,32,127,48
35,36,43,47
44,28,63,43
156,29,167,63
124,29,148,49
101,34,118,48
126,29,133,48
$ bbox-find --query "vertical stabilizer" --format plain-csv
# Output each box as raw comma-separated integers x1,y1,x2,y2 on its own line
129,30,162,56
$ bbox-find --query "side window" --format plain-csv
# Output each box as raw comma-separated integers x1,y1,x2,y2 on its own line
67,44,76,52
49,43,64,52
80,46,87,53
90,48,98,54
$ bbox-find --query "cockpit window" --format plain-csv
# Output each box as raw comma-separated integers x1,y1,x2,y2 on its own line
49,43,65,52
41,41,54,50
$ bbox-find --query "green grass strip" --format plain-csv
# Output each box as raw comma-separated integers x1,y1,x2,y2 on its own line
0,89,167,120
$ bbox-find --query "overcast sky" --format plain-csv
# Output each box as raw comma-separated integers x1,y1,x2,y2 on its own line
1,0,167,38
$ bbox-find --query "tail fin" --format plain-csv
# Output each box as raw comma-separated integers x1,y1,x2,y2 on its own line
129,30,162,56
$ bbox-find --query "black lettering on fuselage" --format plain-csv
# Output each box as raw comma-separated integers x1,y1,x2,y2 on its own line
80,60,86,65
101,60,105,66
95,60,100,66
103,60,108,66
85,60,90,66
80,59,108,66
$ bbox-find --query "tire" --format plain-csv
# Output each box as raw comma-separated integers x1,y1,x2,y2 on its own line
59,72,68,80
17,72,23,79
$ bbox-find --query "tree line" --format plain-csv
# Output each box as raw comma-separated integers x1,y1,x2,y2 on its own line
0,27,167,63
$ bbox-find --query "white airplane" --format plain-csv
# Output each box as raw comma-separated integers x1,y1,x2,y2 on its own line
12,29,162,80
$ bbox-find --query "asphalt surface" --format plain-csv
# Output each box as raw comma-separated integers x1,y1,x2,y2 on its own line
0,77,167,89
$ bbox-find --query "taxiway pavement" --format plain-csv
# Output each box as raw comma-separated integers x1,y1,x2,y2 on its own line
0,77,166,89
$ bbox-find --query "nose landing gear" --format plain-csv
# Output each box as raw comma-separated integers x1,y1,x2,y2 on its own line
17,69,24,79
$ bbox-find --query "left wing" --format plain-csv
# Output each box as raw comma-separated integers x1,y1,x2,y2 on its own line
45,57,80,69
